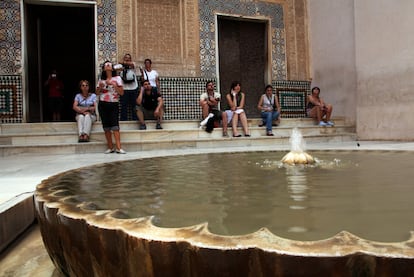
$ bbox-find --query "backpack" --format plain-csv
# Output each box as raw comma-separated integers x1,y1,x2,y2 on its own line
121,68,136,83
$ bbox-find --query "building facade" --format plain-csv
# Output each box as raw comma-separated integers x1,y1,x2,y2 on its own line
0,0,311,123
2,0,414,140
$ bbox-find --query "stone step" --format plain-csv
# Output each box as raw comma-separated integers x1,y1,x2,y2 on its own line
0,118,356,156
0,118,347,134
2,125,355,146
0,132,357,157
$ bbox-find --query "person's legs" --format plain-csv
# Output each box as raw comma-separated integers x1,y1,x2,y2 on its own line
325,104,333,121
263,111,273,132
232,113,240,136
239,112,250,135
104,130,113,149
309,106,324,123
222,111,228,136
120,93,128,121
84,114,93,136
113,130,122,151
136,106,145,125
129,89,138,121
76,114,84,135
200,100,209,119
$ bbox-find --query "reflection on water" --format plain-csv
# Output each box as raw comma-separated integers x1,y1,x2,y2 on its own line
52,151,414,242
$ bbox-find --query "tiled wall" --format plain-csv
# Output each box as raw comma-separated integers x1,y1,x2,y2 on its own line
198,0,286,80
0,76,23,123
160,78,310,120
273,80,311,118
0,0,306,123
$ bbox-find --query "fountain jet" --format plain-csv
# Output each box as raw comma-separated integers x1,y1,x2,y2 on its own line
281,128,315,165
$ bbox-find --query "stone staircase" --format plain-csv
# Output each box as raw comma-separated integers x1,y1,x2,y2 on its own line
0,118,356,156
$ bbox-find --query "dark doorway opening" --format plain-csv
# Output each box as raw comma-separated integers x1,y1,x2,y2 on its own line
218,16,267,117
25,3,95,122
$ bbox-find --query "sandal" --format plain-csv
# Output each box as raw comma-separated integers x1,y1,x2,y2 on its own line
232,134,242,137
244,134,251,137
222,131,228,137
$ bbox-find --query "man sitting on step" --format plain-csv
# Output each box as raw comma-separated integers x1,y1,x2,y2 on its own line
136,80,164,130
199,81,228,134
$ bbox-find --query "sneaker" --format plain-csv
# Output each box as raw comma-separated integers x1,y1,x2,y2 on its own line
104,148,115,154
139,124,147,130
116,148,126,154
200,113,214,127
156,123,163,129
318,121,328,127
326,121,335,126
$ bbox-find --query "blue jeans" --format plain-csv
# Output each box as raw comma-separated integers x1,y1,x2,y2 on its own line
120,89,138,121
261,111,280,132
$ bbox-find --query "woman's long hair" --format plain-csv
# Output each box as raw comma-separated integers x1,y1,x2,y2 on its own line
230,81,241,92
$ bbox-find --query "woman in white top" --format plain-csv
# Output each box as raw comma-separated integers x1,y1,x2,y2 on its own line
257,85,281,136
73,80,97,142
225,81,250,137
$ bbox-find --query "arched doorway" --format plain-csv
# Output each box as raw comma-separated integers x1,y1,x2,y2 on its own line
218,16,269,117
25,1,95,122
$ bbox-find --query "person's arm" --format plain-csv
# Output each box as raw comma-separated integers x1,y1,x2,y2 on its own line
226,93,236,111
274,94,281,113
155,96,163,116
136,87,144,105
199,93,207,107
155,76,161,93
208,94,218,107
96,80,105,95
113,77,124,96
238,93,245,109
308,95,321,106
73,97,81,113
72,96,88,114
89,95,97,113
257,95,264,111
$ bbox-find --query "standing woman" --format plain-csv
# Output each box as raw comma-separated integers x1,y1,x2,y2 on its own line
225,81,250,137
96,61,126,154
73,80,97,142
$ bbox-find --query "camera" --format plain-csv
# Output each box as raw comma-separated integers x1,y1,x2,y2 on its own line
114,64,123,70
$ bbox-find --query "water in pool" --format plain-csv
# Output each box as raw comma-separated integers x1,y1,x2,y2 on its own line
55,150,414,242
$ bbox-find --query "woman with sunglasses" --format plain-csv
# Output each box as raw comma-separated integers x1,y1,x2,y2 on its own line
73,80,97,142
96,61,126,154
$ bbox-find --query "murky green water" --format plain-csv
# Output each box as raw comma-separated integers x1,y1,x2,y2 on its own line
53,151,414,242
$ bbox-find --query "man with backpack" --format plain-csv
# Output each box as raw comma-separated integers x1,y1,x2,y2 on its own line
119,53,138,121
136,80,164,130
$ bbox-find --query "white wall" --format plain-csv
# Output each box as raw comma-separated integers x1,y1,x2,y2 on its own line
308,0,357,125
354,1,414,140
309,0,414,140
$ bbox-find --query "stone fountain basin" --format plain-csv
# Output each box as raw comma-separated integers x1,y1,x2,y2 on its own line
35,167,414,276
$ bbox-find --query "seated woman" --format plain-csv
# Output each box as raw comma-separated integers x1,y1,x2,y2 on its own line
257,85,281,136
307,86,334,126
73,80,97,142
224,81,250,137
